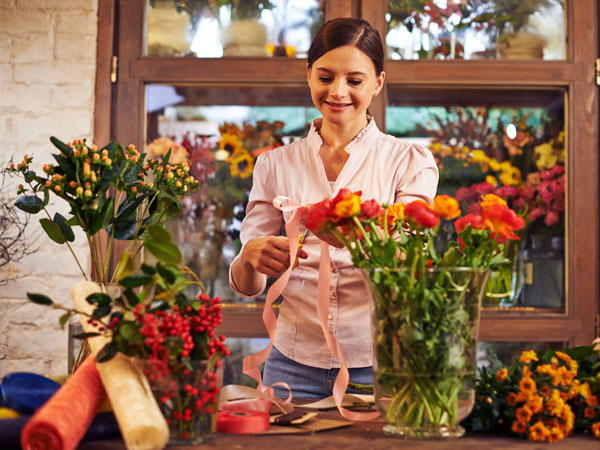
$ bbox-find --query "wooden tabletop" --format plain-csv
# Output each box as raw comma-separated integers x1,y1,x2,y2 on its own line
78,421,599,450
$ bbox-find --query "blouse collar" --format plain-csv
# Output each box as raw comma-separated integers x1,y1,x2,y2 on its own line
306,116,378,154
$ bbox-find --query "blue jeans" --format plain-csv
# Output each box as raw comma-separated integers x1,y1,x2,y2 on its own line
262,345,373,399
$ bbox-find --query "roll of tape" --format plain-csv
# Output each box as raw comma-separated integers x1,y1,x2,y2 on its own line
217,410,270,434
220,397,272,413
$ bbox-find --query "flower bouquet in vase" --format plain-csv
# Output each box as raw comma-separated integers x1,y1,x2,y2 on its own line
302,190,525,438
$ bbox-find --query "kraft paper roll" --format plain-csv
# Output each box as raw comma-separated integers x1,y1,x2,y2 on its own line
71,281,169,450
216,410,270,434
20,356,105,450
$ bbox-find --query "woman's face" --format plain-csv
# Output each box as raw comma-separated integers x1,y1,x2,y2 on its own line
307,45,385,129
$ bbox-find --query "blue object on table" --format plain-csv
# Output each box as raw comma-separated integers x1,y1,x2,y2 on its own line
0,373,61,415
0,412,121,450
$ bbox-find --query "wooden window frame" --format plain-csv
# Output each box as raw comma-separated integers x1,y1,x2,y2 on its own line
94,0,599,345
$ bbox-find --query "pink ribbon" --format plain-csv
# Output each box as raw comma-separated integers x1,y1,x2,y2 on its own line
242,195,379,421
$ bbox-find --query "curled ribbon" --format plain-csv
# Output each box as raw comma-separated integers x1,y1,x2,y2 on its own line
242,195,379,421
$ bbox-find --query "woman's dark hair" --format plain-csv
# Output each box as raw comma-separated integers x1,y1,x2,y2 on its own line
307,18,384,75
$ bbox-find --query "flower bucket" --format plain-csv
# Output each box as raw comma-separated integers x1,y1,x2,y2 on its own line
134,358,223,445
362,267,490,438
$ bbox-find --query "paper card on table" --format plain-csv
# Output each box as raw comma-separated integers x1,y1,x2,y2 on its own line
296,394,373,410
254,425,311,435
300,419,352,432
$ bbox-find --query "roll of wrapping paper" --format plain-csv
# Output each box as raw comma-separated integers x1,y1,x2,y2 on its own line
71,281,169,450
216,410,270,434
20,356,104,450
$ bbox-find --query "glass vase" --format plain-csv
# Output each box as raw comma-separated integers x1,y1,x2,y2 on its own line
362,267,490,439
135,358,223,445
483,240,524,307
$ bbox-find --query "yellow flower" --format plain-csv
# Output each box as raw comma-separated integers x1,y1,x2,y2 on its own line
485,175,498,187
470,150,488,163
433,195,461,219
334,194,361,218
386,203,405,225
495,368,508,382
528,420,550,442
218,132,244,156
488,158,501,172
480,193,507,209
534,142,558,170
228,151,254,178
580,382,592,400
519,350,539,364
499,162,522,186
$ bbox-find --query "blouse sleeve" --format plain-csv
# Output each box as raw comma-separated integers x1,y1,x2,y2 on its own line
394,143,439,205
228,151,284,298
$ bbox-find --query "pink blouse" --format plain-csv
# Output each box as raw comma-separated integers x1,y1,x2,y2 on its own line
229,118,439,369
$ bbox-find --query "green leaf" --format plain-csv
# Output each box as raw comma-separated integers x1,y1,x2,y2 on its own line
119,322,143,344
100,141,120,159
119,273,153,288
89,194,113,236
123,288,140,307
27,293,53,305
59,312,71,328
50,136,73,157
113,192,149,224
52,154,76,179
92,304,112,319
86,293,112,306
122,165,142,184
108,219,138,240
141,263,156,275
95,342,119,362
14,195,44,214
147,224,173,243
149,300,170,312
144,239,182,264
156,263,176,284
163,148,171,164
53,213,75,242
39,218,67,244
113,252,134,281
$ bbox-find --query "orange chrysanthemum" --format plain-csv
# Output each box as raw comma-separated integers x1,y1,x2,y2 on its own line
547,426,565,443
519,350,539,364
591,422,600,438
516,405,533,423
433,195,461,219
528,420,550,442
585,407,597,419
496,368,508,382
528,394,544,414
507,392,519,406
519,376,537,395
511,419,527,434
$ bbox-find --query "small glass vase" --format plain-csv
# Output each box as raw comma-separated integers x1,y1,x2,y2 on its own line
483,240,524,307
135,358,223,445
362,267,490,439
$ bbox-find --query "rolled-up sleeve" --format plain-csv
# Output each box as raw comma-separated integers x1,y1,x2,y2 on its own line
228,152,284,298
395,144,439,205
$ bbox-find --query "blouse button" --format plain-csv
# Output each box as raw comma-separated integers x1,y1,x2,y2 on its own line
327,313,333,320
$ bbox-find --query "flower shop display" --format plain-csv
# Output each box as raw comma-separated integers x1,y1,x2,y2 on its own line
468,343,600,443
146,120,285,298
421,107,565,307
301,189,525,438
26,241,230,445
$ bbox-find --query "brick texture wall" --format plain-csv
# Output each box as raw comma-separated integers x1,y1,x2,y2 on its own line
0,0,99,377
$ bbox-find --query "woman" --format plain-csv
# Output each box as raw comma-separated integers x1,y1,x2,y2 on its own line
229,18,438,398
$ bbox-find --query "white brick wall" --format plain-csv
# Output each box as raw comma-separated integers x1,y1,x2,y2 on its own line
0,0,99,377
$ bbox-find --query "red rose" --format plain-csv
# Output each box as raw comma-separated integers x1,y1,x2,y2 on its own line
304,199,332,232
404,201,439,229
360,199,383,219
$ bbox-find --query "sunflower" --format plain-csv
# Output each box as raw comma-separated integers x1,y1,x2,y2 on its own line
228,151,254,178
218,132,244,157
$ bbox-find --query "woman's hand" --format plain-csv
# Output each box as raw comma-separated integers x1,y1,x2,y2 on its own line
242,236,308,278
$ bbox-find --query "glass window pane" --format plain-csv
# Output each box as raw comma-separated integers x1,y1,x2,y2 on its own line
145,84,318,302
146,0,324,58
386,0,566,60
387,88,566,311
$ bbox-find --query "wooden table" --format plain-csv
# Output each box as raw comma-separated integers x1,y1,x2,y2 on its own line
78,416,599,450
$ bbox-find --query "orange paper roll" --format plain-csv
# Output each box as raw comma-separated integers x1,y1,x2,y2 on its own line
216,410,270,434
21,356,106,450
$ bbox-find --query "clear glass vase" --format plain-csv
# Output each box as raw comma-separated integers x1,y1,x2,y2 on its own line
483,240,524,307
362,267,490,439
135,358,223,445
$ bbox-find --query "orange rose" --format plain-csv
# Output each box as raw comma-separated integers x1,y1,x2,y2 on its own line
433,195,461,219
